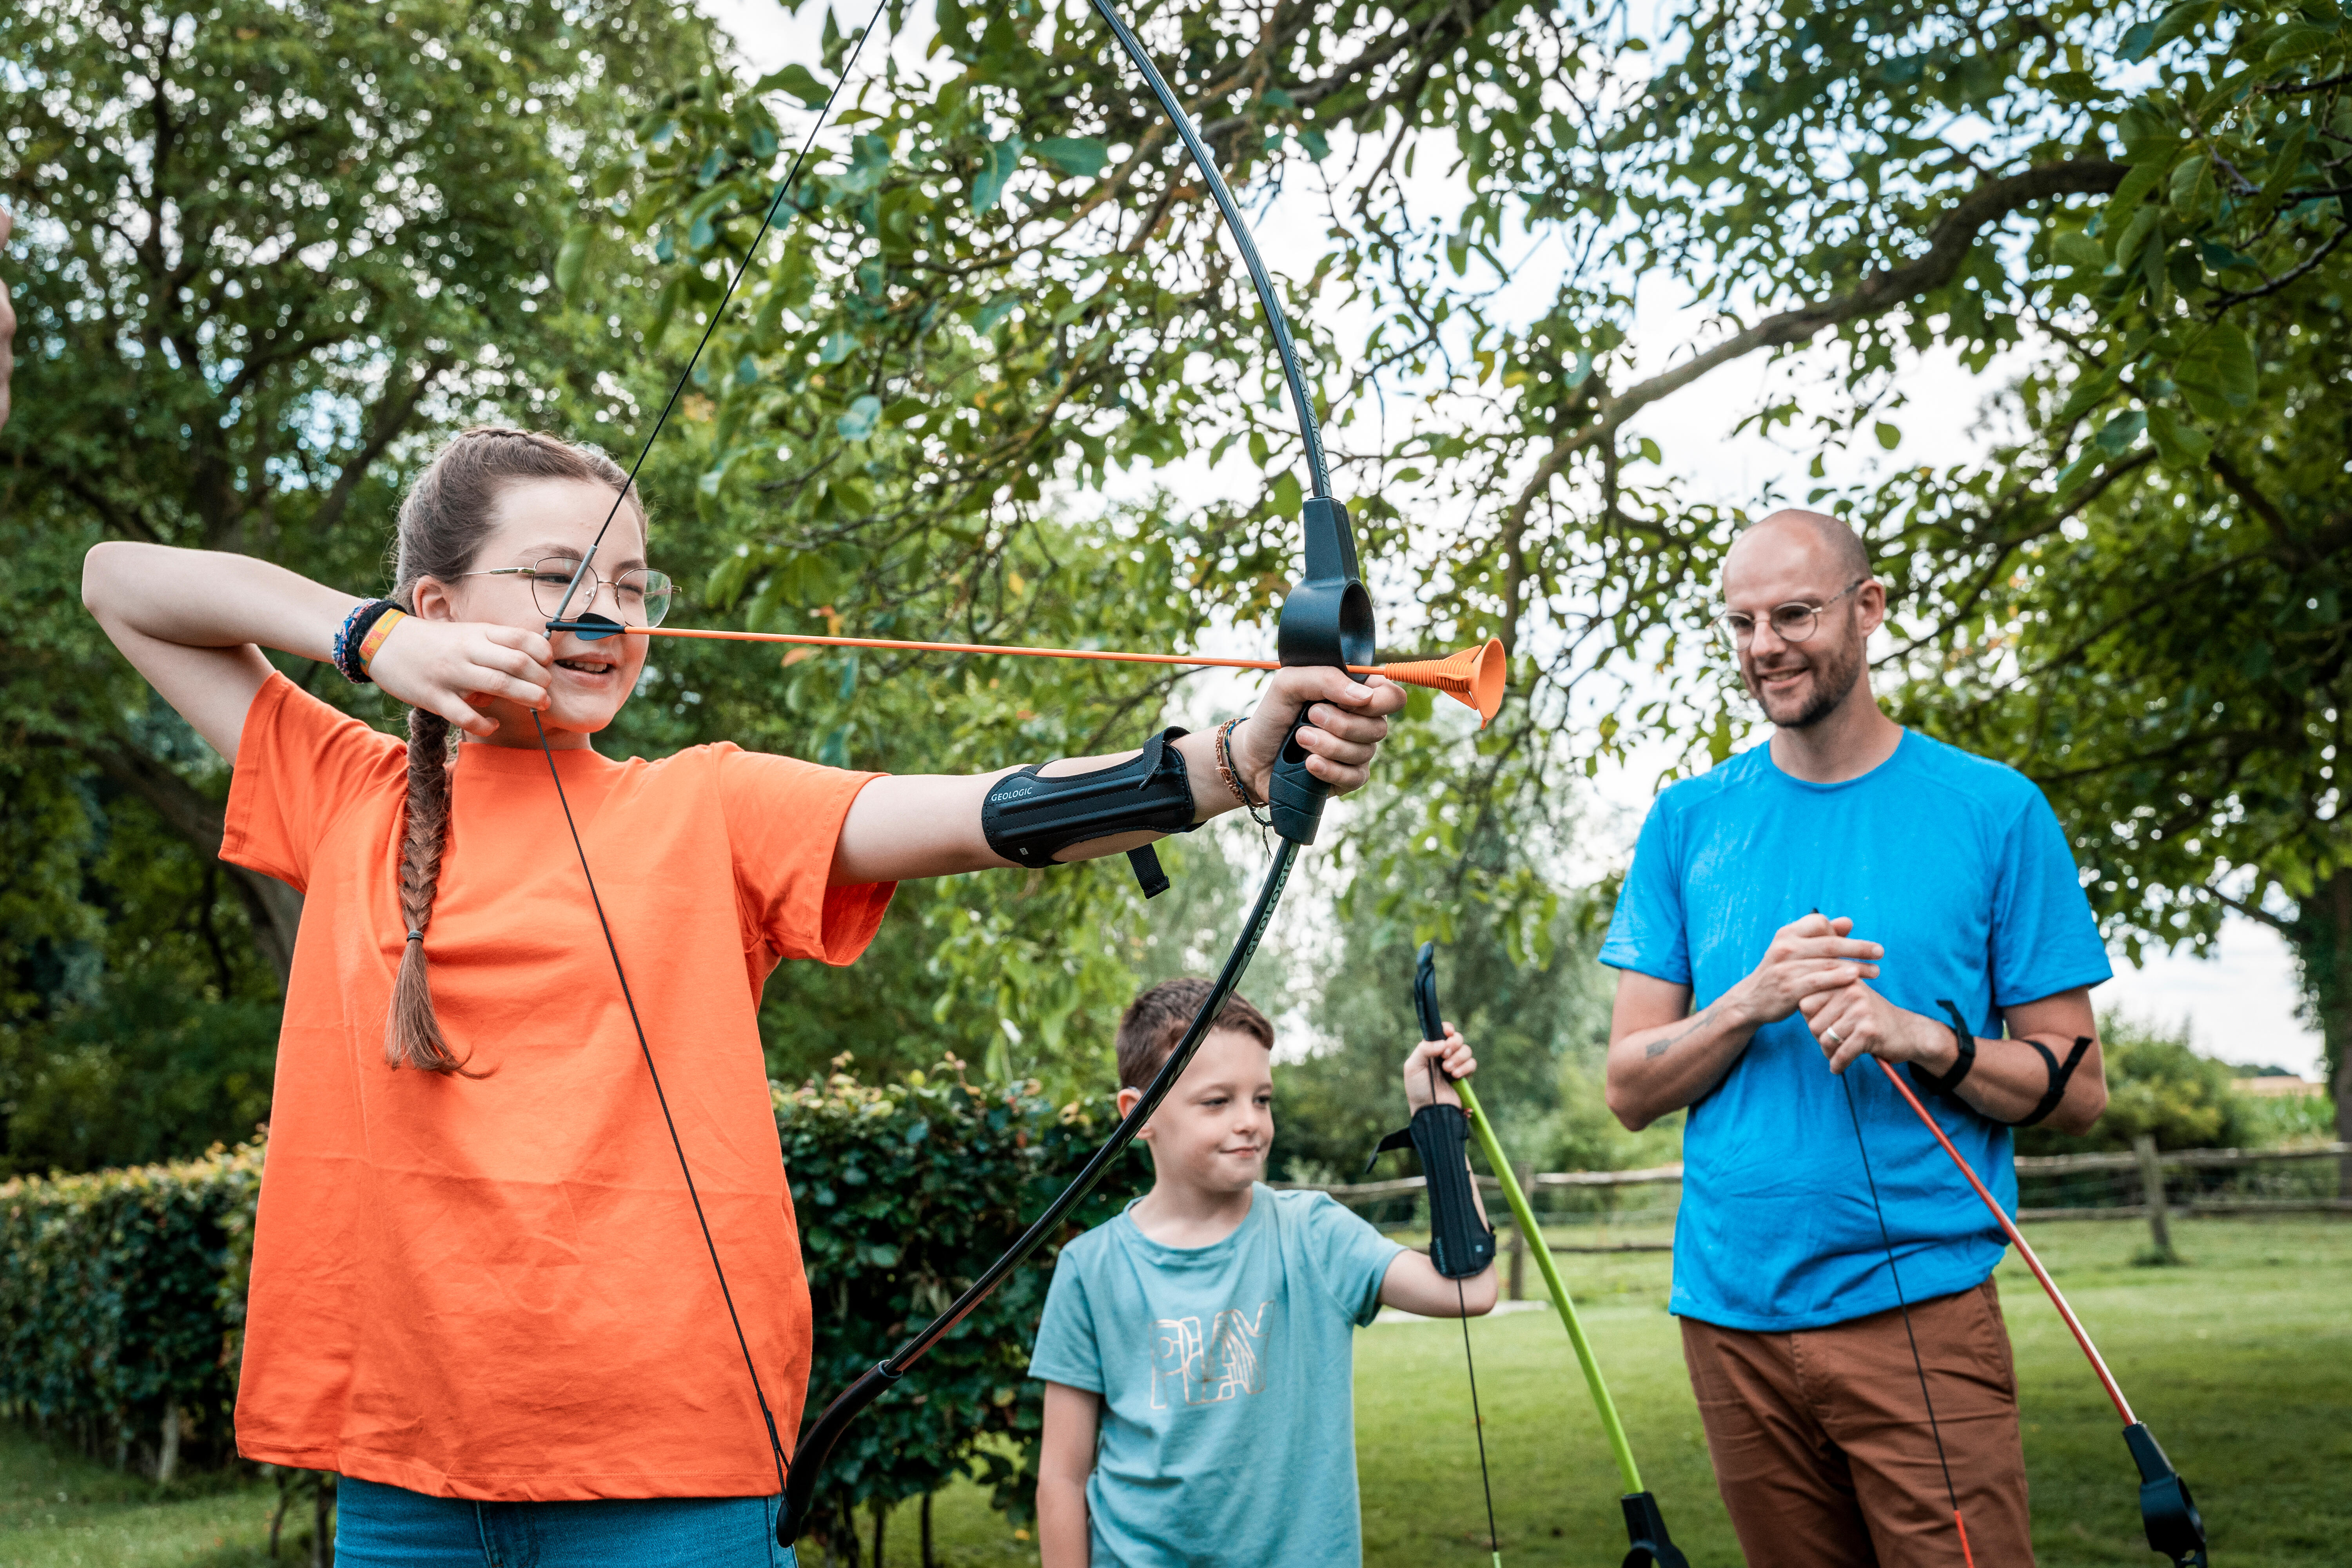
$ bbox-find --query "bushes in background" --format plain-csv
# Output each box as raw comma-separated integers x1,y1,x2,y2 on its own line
0,1139,260,1477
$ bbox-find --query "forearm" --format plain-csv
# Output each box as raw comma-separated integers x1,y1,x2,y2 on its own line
830,728,1258,885
84,542,358,659
1377,1242,1499,1316
1605,995,1760,1130
1912,1026,2108,1135
1036,1473,1091,1568
1035,1383,1097,1568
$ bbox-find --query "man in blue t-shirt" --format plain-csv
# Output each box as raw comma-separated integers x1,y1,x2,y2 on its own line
1028,980,1497,1567
1600,509,2112,1567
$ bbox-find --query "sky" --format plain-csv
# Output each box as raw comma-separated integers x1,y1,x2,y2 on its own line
696,0,2324,1076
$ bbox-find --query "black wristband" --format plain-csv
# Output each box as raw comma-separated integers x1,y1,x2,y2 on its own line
332,599,402,686
1906,998,1979,1101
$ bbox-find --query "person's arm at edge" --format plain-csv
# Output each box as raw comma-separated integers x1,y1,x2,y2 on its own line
1376,1028,1498,1317
1036,1380,1099,1568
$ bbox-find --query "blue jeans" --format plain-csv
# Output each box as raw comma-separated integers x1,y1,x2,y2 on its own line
334,1475,799,1568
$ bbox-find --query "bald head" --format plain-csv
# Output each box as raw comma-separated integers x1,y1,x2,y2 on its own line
1728,509,1870,585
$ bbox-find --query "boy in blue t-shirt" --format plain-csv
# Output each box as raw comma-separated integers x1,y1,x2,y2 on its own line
1029,979,1496,1568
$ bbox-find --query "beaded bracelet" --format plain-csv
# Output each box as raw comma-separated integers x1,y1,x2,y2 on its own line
331,599,401,685
1214,717,1273,827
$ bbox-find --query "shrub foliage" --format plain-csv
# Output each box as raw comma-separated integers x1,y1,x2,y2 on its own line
0,1140,261,1474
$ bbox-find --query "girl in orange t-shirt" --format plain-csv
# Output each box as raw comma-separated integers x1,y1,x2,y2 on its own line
82,426,1403,1567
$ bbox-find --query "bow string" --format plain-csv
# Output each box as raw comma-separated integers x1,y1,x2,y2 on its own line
521,0,1370,1548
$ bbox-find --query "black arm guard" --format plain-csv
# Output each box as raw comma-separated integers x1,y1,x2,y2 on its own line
981,727,1197,897
1365,1105,1497,1279
1908,997,2091,1128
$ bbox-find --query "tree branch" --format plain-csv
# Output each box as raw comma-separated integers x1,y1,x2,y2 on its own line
1500,160,2131,544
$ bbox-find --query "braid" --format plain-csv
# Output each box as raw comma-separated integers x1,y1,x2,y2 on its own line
385,708,477,1074
381,425,642,1074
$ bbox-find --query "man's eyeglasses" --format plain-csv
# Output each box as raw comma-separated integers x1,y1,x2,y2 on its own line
1713,578,1867,648
457,557,675,628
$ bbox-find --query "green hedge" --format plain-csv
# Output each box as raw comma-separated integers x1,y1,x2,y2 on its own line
0,1140,260,1475
0,1064,1138,1519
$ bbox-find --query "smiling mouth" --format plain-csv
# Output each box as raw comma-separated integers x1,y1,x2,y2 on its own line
556,657,616,675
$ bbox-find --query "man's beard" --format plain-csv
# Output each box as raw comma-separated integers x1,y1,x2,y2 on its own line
1744,630,1864,729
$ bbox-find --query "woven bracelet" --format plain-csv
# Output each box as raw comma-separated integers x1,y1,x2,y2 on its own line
331,599,401,685
1215,717,1272,826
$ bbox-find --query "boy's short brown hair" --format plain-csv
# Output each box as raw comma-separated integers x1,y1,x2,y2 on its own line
1115,980,1274,1091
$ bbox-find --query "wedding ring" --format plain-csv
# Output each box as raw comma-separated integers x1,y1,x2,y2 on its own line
1825,1029,1844,1047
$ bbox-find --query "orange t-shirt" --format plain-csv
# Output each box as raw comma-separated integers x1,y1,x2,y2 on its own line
220,673,894,1500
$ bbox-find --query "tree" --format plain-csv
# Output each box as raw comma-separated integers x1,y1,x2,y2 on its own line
1821,4,2352,1172
0,0,717,1168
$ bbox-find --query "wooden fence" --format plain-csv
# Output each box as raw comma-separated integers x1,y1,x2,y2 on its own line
1278,1142,2349,1295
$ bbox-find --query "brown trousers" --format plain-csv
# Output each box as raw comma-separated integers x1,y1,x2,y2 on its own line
1679,1280,2033,1568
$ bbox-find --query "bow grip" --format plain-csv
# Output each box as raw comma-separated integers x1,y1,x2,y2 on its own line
1270,497,1376,845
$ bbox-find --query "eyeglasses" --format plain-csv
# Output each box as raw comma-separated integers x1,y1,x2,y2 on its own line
457,557,675,627
1714,579,1867,648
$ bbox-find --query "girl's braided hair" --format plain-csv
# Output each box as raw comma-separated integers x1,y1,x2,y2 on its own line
382,426,642,1073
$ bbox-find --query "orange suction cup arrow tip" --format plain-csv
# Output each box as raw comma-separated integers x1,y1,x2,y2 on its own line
1368,639,1508,727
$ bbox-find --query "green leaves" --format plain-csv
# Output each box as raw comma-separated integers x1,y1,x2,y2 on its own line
2144,406,2212,470
754,62,833,107
2172,323,2258,421
971,135,1024,211
837,393,883,441
1033,136,1107,178
554,225,593,295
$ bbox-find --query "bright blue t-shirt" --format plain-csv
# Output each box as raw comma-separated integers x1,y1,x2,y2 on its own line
1027,1185,1402,1568
1598,730,2111,1331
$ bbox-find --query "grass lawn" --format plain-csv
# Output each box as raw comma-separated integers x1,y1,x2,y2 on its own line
5,1216,2345,1566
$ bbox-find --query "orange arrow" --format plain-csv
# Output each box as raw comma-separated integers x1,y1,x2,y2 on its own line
564,622,1508,725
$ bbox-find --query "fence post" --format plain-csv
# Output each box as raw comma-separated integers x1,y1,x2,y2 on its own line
2132,1134,2177,1263
1507,1161,1534,1301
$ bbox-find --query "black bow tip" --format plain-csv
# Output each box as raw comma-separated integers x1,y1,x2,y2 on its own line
1619,1491,1690,1568
2123,1421,2207,1567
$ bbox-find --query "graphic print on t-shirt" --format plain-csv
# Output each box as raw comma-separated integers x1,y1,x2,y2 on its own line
1149,1301,1274,1408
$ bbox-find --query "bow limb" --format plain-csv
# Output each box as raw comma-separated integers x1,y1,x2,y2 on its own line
777,0,1363,1543
1868,1058,2209,1568
1457,1083,1696,1568
1419,944,1690,1567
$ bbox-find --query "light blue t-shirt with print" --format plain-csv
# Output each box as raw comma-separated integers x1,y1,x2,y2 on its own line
1027,1184,1403,1568
1598,730,2112,1332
